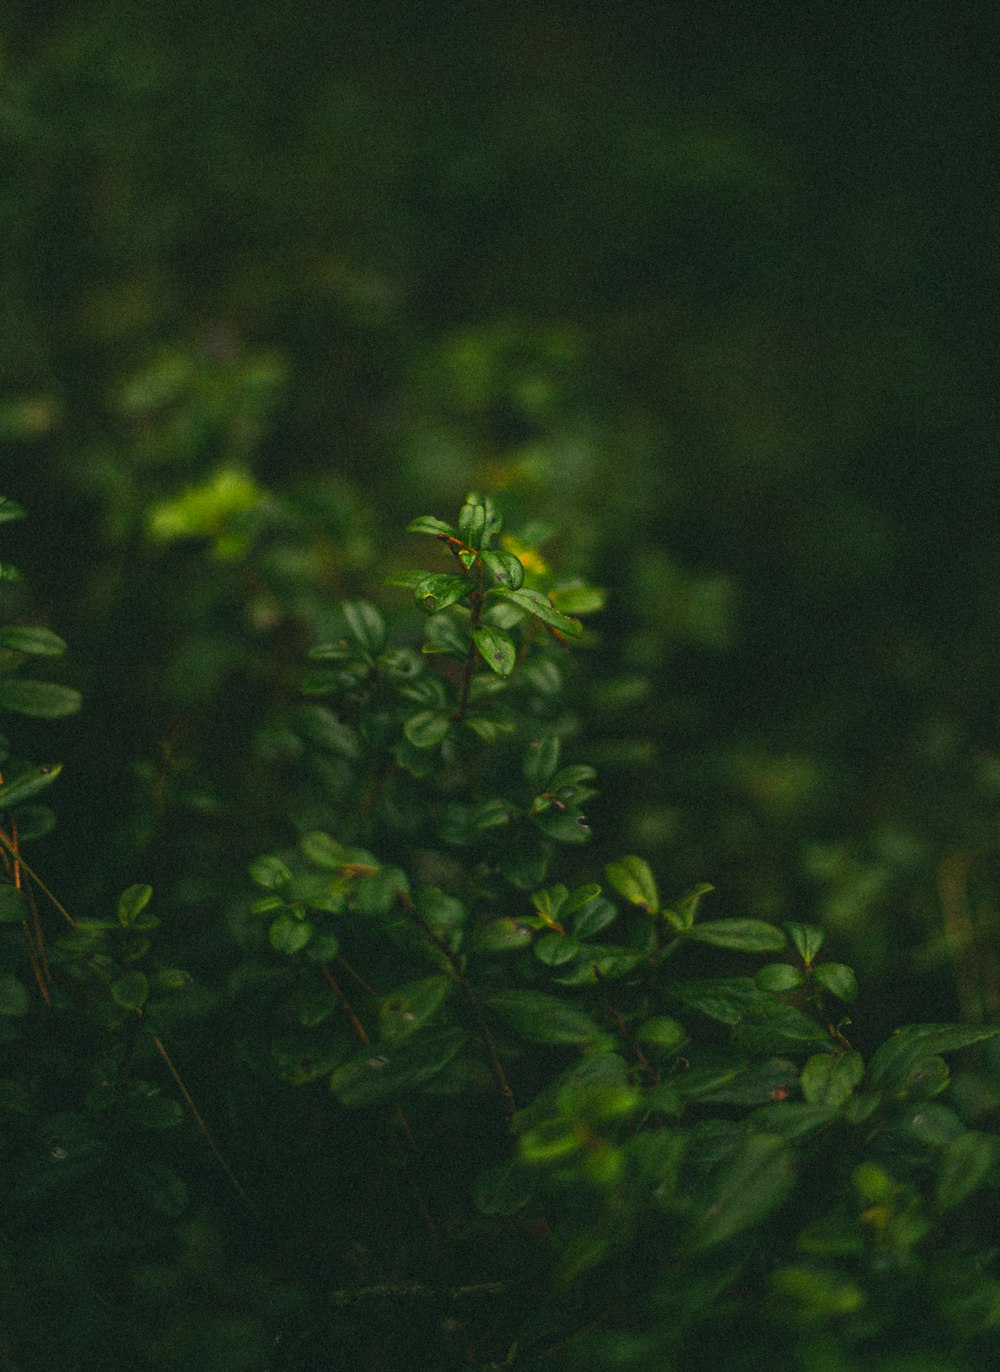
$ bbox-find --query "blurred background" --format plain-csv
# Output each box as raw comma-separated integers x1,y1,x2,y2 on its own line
1,0,998,1039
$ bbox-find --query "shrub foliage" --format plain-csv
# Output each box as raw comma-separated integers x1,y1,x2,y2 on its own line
2,493,1000,1371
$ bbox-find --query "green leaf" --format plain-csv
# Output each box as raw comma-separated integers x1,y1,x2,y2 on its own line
472,624,516,677
403,710,451,749
269,914,313,955
868,1024,1000,1093
470,917,534,953
490,587,582,637
474,1159,535,1216
124,1159,189,1216
0,626,67,656
0,884,29,924
784,922,826,965
406,515,457,538
669,978,768,1025
605,856,659,914
342,600,387,657
299,831,352,869
800,1051,864,1108
0,763,62,810
294,706,361,759
330,1027,469,1106
481,551,525,590
688,1132,795,1250
111,971,149,1010
0,565,21,582
0,972,29,1016
755,963,806,992
413,573,470,614
0,498,26,524
551,584,606,615
684,919,786,953
524,735,561,790
248,854,293,890
485,989,606,1046
380,975,452,1041
117,883,154,928
0,679,81,718
534,933,582,966
415,886,467,934
533,809,592,844
937,1131,997,1212
812,963,859,1001
458,498,487,550
666,882,716,931
562,884,603,918
571,896,618,938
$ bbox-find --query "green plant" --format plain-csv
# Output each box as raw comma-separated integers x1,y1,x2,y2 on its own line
243,495,1000,1370
6,491,1000,1372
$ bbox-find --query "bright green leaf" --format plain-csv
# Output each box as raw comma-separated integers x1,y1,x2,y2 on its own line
406,515,458,538
0,680,81,718
784,922,826,965
756,963,806,992
248,854,293,890
605,856,659,914
269,914,313,956
0,626,67,656
490,587,582,637
0,763,62,810
117,883,154,928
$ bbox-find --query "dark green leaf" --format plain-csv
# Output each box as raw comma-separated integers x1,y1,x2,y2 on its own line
458,498,487,549
688,1132,795,1250
605,856,659,914
473,624,516,677
404,710,451,749
471,917,534,952
666,882,716,931
294,706,361,759
533,808,592,843
0,972,29,1016
0,680,81,718
756,963,806,992
800,1051,864,1108
125,1159,189,1216
481,550,525,590
534,933,582,966
0,626,67,656
0,884,29,924
868,1024,1000,1092
111,971,149,1010
342,600,387,657
0,763,62,810
937,1131,997,1211
812,963,859,1002
685,919,786,953
669,978,769,1025
734,1002,832,1054
486,989,606,1045
474,1159,535,1216
380,975,452,1041
784,922,825,964
330,1027,469,1106
571,896,618,938
523,735,561,790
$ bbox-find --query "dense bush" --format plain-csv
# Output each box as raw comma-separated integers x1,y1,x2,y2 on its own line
4,491,1000,1371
